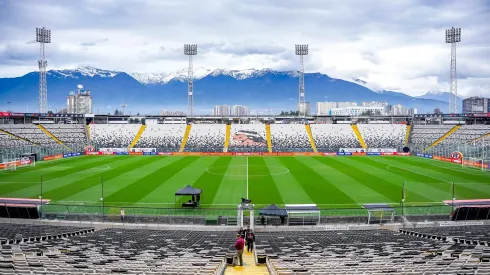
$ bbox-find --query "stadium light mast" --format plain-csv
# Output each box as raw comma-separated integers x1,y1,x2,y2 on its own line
295,44,308,116
184,44,197,117
36,27,51,113
445,27,461,114
121,103,127,115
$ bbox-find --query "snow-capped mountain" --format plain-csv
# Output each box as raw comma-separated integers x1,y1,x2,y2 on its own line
129,68,297,84
0,66,450,114
50,66,120,79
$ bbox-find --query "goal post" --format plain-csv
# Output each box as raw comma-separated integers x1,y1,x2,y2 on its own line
0,156,36,171
462,157,489,171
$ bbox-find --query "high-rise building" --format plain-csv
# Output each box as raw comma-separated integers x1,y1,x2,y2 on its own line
408,108,418,116
316,102,338,115
330,106,385,116
298,102,311,116
160,110,185,116
392,104,408,115
360,101,388,107
462,97,490,113
232,105,249,116
213,105,231,116
337,102,358,108
67,85,92,114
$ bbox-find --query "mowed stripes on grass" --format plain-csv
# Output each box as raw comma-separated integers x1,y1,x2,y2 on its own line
1,156,490,210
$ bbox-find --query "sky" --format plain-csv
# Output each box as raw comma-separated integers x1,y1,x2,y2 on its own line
0,0,489,97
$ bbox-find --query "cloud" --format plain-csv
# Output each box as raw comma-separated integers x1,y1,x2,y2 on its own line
0,0,489,97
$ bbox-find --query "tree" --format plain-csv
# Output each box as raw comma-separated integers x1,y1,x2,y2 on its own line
47,111,54,115
280,111,285,115
114,109,120,115
134,118,140,124
137,112,140,116
129,118,134,124
141,118,146,125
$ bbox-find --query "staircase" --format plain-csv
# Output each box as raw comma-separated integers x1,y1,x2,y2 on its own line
351,124,367,149
404,124,412,146
129,125,146,150
86,125,91,144
223,124,231,152
305,124,317,152
37,124,72,150
224,250,269,275
471,132,490,143
424,125,461,152
179,124,192,152
265,124,272,153
0,129,39,146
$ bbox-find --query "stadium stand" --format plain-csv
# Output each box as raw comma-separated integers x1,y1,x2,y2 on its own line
357,124,407,150
228,124,268,152
133,124,186,152
432,125,490,148
0,223,93,244
401,224,490,245
409,125,455,151
0,226,227,275
256,229,490,274
0,124,58,146
185,124,226,152
270,124,313,152
310,124,362,152
89,124,140,148
42,124,87,148
0,131,32,148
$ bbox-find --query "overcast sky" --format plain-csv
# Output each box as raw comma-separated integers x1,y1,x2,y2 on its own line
0,0,489,97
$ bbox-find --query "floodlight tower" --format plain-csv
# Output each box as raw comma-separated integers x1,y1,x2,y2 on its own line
184,44,197,117
121,103,127,115
36,27,51,113
295,44,308,116
445,27,461,114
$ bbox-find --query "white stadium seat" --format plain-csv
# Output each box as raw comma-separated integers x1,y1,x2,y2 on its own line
134,124,186,151
270,124,312,151
310,124,361,151
185,124,226,152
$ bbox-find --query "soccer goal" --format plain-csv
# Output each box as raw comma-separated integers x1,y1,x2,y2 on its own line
1,156,36,171
462,157,489,171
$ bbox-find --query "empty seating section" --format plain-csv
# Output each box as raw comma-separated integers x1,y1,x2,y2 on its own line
0,124,58,146
403,225,490,244
43,124,87,148
0,227,228,275
0,223,90,244
433,125,490,149
270,124,312,152
0,131,31,149
256,229,490,275
409,125,455,151
310,124,361,152
358,124,407,149
228,124,268,152
185,124,226,152
90,124,140,148
133,124,186,152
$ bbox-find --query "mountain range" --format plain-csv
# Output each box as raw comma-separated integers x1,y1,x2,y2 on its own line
0,66,459,114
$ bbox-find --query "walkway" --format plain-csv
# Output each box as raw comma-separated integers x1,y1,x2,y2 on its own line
224,250,269,275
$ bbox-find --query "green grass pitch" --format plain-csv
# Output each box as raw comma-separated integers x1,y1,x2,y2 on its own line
1,156,490,214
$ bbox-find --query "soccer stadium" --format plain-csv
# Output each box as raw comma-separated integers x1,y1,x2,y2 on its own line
2,1,490,274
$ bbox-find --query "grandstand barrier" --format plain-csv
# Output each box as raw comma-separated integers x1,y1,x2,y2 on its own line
11,203,475,225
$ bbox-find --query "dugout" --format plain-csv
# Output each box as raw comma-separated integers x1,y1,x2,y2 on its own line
174,185,202,208
363,203,395,224
444,199,490,221
285,204,320,226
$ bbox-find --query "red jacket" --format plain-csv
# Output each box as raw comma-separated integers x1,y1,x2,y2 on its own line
234,238,244,250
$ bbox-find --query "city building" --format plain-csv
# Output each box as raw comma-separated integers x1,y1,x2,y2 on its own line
232,105,249,116
337,102,358,108
392,104,408,115
160,110,185,116
298,102,311,116
360,101,388,107
434,108,443,115
462,97,490,113
408,108,418,116
67,85,92,114
330,106,385,116
316,102,338,115
213,105,231,116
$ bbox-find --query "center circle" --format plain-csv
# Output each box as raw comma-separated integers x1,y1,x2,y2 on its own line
206,165,289,177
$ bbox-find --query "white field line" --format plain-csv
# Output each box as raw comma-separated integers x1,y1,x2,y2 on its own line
369,158,452,184
416,157,490,176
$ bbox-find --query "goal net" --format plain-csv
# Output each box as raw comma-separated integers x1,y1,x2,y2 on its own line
462,157,490,171
1,156,36,171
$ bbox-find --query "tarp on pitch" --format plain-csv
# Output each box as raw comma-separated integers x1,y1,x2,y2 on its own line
175,185,202,196
259,204,288,217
